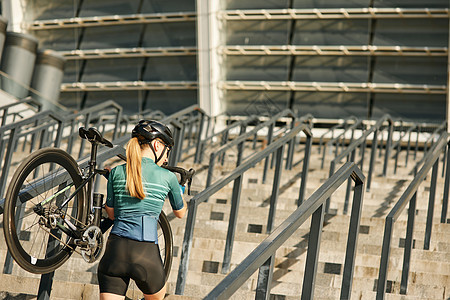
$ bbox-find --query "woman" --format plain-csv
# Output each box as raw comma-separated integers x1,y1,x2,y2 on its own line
98,120,187,300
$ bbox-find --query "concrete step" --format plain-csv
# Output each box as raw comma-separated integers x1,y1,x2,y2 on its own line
1,137,448,299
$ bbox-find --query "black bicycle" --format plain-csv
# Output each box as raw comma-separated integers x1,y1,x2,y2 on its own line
3,127,194,277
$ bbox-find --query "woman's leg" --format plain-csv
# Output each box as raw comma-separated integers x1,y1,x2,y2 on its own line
100,293,125,300
143,283,166,300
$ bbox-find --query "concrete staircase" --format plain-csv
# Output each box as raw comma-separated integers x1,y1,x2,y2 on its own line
0,134,449,299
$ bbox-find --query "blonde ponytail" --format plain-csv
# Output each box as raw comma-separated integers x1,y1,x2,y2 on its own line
126,137,145,199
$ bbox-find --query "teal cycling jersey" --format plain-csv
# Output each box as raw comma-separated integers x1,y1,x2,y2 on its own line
106,157,184,242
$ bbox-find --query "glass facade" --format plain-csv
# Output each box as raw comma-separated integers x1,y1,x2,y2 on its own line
20,0,449,122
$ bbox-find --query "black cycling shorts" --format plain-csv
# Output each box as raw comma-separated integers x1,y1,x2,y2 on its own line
97,234,165,296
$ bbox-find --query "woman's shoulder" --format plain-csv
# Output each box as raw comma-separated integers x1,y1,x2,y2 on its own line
110,164,126,178
112,163,126,171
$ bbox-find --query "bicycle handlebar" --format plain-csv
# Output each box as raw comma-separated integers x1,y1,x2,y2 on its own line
161,164,195,195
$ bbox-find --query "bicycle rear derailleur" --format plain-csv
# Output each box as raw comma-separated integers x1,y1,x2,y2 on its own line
76,225,103,263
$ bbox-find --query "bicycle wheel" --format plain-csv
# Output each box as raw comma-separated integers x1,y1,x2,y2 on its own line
3,147,86,274
157,211,173,280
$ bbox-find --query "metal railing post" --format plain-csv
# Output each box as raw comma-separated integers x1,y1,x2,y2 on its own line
267,145,284,233
194,112,206,163
3,187,27,274
38,181,68,299
255,255,275,300
367,129,379,191
262,123,274,184
343,150,356,215
286,134,296,170
441,142,450,223
321,142,328,169
424,159,439,250
236,136,245,167
175,124,185,166
222,174,243,274
340,166,365,299
400,193,417,294
376,217,394,300
414,125,420,160
0,128,17,198
197,140,205,163
325,161,335,213
383,121,393,176
186,116,195,148
205,153,216,189
298,134,312,206
285,117,296,170
175,200,198,295
405,128,412,167
301,203,325,300
66,119,77,155
359,139,367,171
220,130,229,165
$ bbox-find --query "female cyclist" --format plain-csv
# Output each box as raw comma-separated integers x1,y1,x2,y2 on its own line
97,120,187,300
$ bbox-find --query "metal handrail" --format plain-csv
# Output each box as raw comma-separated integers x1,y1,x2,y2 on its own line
159,105,210,164
141,109,166,120
422,120,446,155
112,105,209,166
326,114,393,213
410,121,446,175
320,118,362,169
196,115,259,163
0,111,64,199
175,122,312,295
0,97,42,127
390,124,418,174
204,162,365,300
318,116,357,154
0,70,68,115
61,100,123,158
376,132,449,299
204,109,295,189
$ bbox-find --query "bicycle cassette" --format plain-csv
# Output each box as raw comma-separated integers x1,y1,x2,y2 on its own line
80,226,103,263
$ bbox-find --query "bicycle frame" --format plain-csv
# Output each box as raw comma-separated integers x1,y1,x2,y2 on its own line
34,142,104,240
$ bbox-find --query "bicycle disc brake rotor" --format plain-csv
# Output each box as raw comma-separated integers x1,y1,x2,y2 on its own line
80,226,103,263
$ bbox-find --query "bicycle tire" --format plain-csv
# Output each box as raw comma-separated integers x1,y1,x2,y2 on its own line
3,147,86,274
158,210,173,280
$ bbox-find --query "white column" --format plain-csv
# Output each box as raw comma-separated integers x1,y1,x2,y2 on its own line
196,0,224,118
447,18,450,132
1,0,27,33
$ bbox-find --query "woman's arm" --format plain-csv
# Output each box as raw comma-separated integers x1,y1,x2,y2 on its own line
173,200,187,218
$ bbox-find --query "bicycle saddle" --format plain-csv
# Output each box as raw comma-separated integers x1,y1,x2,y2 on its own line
79,127,113,148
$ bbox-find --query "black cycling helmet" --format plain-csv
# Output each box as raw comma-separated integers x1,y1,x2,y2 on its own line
131,120,174,163
132,120,174,147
